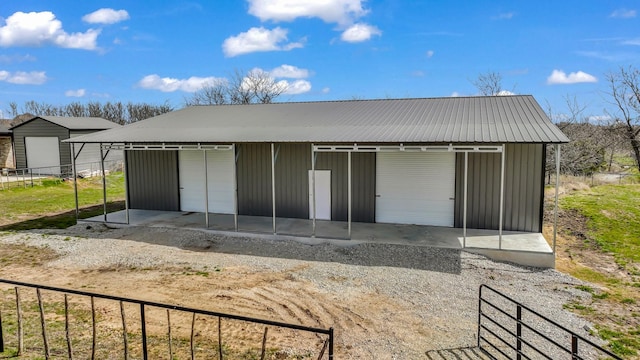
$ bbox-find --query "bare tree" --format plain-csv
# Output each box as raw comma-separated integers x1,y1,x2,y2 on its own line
606,65,640,172
545,96,611,179
184,68,287,106
472,71,506,96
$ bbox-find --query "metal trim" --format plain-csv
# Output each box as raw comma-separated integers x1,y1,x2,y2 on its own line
314,143,504,153
102,143,234,151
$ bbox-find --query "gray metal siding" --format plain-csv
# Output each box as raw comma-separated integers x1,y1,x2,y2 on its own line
274,143,311,218
13,118,70,169
351,152,376,223
126,150,179,211
454,144,543,232
316,152,375,222
237,143,273,216
236,143,376,222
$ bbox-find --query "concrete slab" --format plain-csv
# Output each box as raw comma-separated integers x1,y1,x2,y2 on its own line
82,209,555,268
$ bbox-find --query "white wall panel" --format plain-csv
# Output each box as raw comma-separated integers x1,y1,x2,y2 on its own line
179,150,234,214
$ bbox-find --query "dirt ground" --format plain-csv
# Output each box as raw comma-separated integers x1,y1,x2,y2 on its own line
0,223,597,360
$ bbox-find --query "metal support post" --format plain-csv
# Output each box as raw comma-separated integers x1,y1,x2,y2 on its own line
203,150,209,228
123,149,130,224
71,143,79,220
463,151,468,247
311,144,316,237
348,151,352,239
499,144,505,249
553,144,561,254
99,144,107,222
233,144,238,232
271,143,276,235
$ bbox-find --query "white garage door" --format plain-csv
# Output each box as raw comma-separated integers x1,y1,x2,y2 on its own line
25,137,61,175
179,150,235,214
376,152,455,227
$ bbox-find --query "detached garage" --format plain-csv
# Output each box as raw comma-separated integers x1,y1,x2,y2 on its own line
67,96,568,239
10,116,121,175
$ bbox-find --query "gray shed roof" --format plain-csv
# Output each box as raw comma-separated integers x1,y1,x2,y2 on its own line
10,116,120,131
67,95,569,144
0,122,10,135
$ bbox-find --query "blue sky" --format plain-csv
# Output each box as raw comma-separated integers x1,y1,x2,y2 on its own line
1,1,639,120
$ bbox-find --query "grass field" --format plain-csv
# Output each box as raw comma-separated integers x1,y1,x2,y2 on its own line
557,183,640,358
0,173,125,230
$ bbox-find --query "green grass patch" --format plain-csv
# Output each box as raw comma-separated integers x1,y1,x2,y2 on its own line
0,173,125,230
560,184,640,266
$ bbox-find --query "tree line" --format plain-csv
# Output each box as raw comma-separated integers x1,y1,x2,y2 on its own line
6,100,173,125
474,66,640,174
5,66,640,175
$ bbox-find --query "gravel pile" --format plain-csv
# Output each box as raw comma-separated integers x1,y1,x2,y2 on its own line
0,224,605,358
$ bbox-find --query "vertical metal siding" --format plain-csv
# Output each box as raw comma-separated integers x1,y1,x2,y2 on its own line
12,119,70,169
316,152,375,222
454,144,543,232
236,143,375,222
352,152,376,223
126,150,180,211
274,143,311,218
237,143,273,216
316,153,347,221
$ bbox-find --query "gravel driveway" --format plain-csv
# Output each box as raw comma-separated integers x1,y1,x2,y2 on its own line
0,224,602,359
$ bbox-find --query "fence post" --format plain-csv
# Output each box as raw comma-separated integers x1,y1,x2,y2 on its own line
477,286,482,348
516,305,522,360
328,327,334,360
571,335,578,359
141,304,148,360
0,309,4,353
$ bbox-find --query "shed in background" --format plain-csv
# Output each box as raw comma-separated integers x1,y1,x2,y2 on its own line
10,116,121,174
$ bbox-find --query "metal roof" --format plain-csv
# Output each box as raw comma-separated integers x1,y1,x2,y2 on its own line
10,116,120,131
66,96,569,144
0,123,10,135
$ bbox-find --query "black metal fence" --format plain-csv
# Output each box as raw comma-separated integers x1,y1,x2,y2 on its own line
0,278,334,359
478,284,620,360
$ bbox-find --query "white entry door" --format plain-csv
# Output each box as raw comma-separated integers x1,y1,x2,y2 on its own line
25,137,61,175
308,170,331,220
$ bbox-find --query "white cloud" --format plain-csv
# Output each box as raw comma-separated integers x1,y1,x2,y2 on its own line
609,8,636,18
589,115,612,122
340,23,381,42
495,90,516,96
426,50,434,58
411,70,425,77
450,91,461,97
492,12,515,20
0,70,47,84
546,69,597,84
0,11,100,50
0,54,36,64
249,67,311,95
248,0,367,25
65,89,86,97
137,74,224,92
222,27,303,57
270,64,309,78
622,38,640,46
322,87,330,94
280,79,312,94
82,8,130,24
